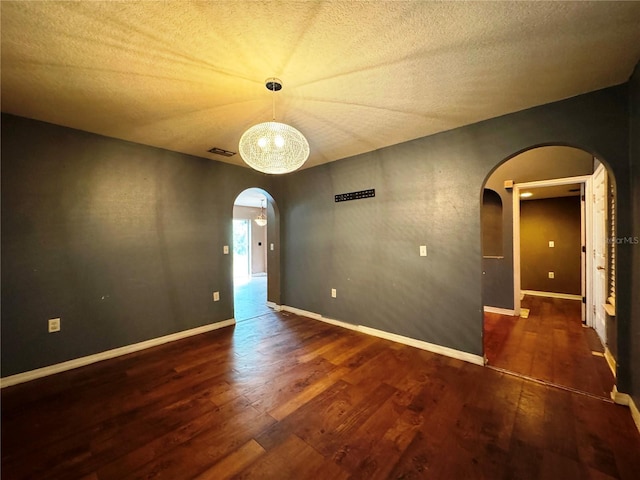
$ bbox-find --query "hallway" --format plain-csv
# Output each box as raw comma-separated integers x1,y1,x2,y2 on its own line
234,274,272,321
484,296,615,399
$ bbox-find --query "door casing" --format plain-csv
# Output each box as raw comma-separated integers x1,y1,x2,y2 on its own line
512,175,593,321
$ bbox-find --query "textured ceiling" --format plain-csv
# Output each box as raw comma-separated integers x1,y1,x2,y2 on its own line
2,1,640,171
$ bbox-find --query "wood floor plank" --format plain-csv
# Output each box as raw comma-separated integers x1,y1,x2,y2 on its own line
95,395,258,480
2,309,638,479
193,439,266,480
485,296,615,398
235,434,349,480
267,366,350,421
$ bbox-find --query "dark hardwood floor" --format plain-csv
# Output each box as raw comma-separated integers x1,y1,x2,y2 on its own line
484,295,616,399
2,309,639,479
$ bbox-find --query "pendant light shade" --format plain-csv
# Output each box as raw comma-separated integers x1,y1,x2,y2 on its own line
239,78,309,174
239,121,309,174
255,199,267,226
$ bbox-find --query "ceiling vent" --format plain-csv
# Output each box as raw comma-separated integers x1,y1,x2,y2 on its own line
208,147,236,157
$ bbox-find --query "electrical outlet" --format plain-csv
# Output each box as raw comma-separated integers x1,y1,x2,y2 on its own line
213,291,220,301
420,245,427,257
331,288,337,298
548,272,555,279
48,318,61,333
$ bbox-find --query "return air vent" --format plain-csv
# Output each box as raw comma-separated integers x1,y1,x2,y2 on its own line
208,147,236,157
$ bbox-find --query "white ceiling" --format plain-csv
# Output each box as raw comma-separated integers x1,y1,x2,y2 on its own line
234,188,267,208
2,1,640,171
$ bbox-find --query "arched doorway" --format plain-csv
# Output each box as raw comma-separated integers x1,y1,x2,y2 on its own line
232,188,280,321
481,145,617,399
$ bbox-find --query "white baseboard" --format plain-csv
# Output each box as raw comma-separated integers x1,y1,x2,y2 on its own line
266,301,281,311
483,306,516,316
611,386,640,433
604,347,617,377
521,290,582,301
0,319,236,389
279,305,484,366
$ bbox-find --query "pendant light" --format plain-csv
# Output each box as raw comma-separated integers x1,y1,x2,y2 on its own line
239,78,309,174
255,199,267,226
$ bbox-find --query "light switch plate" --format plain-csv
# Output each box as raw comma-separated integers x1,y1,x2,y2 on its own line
331,288,337,298
549,241,555,248
420,245,427,257
48,318,61,333
213,291,220,301
223,245,229,254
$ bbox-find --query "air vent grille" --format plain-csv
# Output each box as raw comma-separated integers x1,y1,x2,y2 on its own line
208,147,236,157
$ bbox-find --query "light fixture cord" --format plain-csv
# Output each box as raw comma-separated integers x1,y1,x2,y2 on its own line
272,82,276,121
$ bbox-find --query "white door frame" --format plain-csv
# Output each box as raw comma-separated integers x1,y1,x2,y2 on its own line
512,175,593,319
591,163,608,342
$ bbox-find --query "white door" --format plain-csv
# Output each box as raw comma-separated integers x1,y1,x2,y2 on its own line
592,164,607,344
580,183,586,322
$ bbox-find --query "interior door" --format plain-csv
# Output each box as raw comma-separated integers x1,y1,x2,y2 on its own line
580,183,586,322
592,164,607,344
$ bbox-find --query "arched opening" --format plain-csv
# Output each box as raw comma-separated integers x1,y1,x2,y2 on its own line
481,145,617,399
232,188,280,321
482,188,504,258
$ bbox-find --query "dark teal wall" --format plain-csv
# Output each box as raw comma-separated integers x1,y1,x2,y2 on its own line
280,85,632,378
2,81,637,399
1,114,279,377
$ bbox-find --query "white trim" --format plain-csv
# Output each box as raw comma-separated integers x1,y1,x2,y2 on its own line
580,182,586,322
521,290,582,301
358,325,485,366
604,347,617,377
483,306,516,316
514,175,593,190
280,305,323,321
513,175,592,320
585,174,595,328
611,386,640,433
279,305,484,366
0,319,236,389
513,186,522,316
266,301,281,311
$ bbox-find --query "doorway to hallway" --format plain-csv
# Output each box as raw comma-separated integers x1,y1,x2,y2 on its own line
481,146,617,399
233,188,275,321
